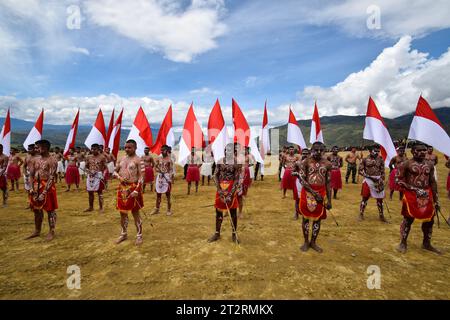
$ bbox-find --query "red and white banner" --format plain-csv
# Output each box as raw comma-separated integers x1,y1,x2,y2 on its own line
259,101,270,159
63,109,80,157
232,98,263,163
208,99,227,162
105,108,115,147
0,108,11,156
363,97,396,167
108,108,123,158
85,109,106,149
310,102,324,144
408,96,450,156
151,105,175,155
23,109,44,150
287,107,306,149
178,103,205,164
127,106,153,156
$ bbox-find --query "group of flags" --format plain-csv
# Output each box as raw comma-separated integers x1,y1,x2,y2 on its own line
0,96,449,166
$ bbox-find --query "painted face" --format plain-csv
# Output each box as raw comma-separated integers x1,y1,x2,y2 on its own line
427,147,433,154
332,147,338,155
124,143,136,156
289,147,294,155
144,148,150,155
92,147,99,156
302,150,310,159
311,144,325,160
370,148,380,157
413,145,427,160
398,148,405,156
38,145,47,155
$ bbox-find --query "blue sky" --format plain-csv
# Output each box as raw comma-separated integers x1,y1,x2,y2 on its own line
1,0,450,127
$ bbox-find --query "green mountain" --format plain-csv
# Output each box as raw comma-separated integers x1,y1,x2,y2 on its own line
271,107,450,148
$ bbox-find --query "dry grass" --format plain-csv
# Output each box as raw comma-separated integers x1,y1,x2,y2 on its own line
0,151,449,299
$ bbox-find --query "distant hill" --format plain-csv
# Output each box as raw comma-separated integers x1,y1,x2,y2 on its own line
271,107,450,148
1,107,449,149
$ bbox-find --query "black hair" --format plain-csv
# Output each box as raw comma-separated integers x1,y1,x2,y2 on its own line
126,139,137,147
35,139,51,150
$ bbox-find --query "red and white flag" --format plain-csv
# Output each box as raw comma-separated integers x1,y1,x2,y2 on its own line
259,101,270,159
85,108,106,149
287,107,306,149
127,106,153,156
63,109,80,157
151,105,175,155
178,103,205,164
310,102,324,144
105,108,115,147
408,96,450,156
108,108,123,158
363,97,396,167
232,98,263,163
208,99,228,162
23,109,44,150
0,108,11,156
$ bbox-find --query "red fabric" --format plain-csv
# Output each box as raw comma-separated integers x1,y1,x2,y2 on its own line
30,180,58,212
215,180,239,212
65,165,80,185
144,166,154,183
330,169,342,190
7,164,21,180
0,176,7,189
447,173,450,191
281,168,295,190
103,169,110,181
401,188,435,222
116,183,143,212
389,169,400,191
361,181,371,198
186,165,200,182
299,184,327,220
243,167,252,188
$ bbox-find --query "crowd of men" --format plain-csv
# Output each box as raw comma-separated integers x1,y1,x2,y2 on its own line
0,139,448,255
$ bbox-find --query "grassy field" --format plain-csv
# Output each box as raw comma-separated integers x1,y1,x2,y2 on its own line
0,151,449,299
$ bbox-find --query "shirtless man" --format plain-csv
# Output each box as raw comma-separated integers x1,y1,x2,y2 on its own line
186,148,202,195
84,144,107,212
54,147,65,183
103,147,116,190
278,146,287,181
77,147,87,182
151,145,173,216
141,147,155,193
358,145,388,223
344,147,361,184
113,140,144,246
327,146,343,199
208,143,242,244
425,146,438,182
23,144,38,207
238,147,255,219
65,148,80,192
7,148,23,191
292,148,311,220
295,142,332,253
281,146,300,198
26,140,58,241
0,144,9,207
388,146,408,200
396,142,441,254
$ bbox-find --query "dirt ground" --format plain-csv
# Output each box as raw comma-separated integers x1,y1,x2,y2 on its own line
0,151,449,299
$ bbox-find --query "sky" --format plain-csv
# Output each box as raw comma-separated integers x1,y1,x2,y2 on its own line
0,0,450,130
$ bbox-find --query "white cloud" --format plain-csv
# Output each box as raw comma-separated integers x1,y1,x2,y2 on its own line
189,87,221,96
83,0,227,63
294,36,450,118
68,47,90,56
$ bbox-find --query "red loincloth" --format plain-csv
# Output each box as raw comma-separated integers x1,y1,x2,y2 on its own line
447,173,450,191
144,166,154,183
7,164,21,180
242,167,252,196
330,169,342,190
65,164,80,185
215,180,239,212
281,168,295,190
401,188,435,222
299,184,327,221
0,175,7,190
186,165,200,182
361,180,385,199
389,169,400,191
116,182,144,212
29,180,58,212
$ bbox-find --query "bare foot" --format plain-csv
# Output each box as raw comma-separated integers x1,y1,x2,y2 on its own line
379,215,389,223
293,213,299,220
83,208,94,212
238,213,243,219
422,243,442,255
135,237,143,246
207,233,220,243
358,214,364,221
300,242,309,252
115,234,127,244
396,242,407,254
310,242,323,253
166,210,173,216
65,189,70,192
98,208,104,213
25,231,40,240
150,208,160,215
45,231,55,241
